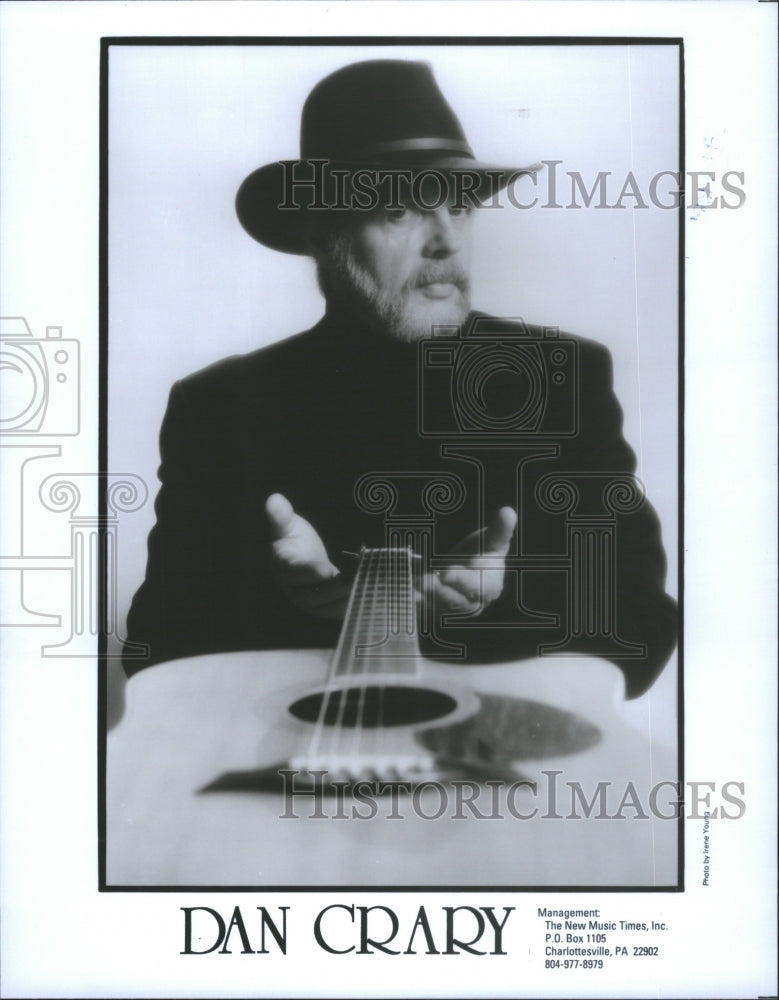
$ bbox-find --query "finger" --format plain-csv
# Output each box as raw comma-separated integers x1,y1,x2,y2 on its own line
274,556,339,586
440,567,504,604
265,493,295,540
449,507,518,558
437,567,485,598
418,572,482,613
482,506,518,555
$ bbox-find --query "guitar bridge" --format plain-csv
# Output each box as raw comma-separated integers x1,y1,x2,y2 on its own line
289,754,437,784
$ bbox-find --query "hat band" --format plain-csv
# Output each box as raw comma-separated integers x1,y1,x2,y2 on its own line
308,136,475,161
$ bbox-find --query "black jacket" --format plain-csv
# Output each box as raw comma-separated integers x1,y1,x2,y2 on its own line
124,312,677,697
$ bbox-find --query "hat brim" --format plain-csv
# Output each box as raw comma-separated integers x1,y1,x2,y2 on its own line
235,157,541,255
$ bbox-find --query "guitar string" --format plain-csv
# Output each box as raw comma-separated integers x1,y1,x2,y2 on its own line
377,546,400,741
349,546,384,765
353,545,407,767
368,546,392,762
340,546,372,765
355,546,419,773
350,546,411,772
331,549,376,754
305,547,370,766
380,546,408,770
328,546,377,767
306,546,421,780
369,545,406,764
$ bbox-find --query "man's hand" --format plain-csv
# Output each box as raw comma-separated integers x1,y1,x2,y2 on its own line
266,493,516,623
265,493,351,619
419,507,517,615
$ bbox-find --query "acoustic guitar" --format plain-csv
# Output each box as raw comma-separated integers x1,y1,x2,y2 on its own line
106,547,678,887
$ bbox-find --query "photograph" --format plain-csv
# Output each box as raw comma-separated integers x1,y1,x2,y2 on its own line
104,39,682,889
2,3,776,996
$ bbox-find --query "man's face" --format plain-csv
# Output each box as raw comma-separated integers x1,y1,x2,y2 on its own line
318,192,475,341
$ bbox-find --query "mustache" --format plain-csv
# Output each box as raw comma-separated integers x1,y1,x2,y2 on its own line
411,265,470,291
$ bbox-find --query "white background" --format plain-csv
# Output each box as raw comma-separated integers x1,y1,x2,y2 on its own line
1,2,776,998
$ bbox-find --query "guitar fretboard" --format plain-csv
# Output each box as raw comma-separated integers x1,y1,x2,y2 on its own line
331,547,420,677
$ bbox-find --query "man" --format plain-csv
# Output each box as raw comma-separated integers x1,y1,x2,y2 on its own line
124,59,677,697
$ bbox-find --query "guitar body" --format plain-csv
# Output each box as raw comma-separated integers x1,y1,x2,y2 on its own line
106,649,678,887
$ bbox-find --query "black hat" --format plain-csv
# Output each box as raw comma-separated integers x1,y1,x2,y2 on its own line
235,59,538,254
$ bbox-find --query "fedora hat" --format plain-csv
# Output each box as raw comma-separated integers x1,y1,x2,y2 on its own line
236,59,539,254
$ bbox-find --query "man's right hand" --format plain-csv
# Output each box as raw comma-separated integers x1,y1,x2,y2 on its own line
265,493,351,620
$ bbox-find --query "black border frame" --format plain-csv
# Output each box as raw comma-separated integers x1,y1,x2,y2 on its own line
98,35,685,894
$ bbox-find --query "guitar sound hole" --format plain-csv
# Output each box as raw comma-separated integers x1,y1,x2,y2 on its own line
289,686,457,729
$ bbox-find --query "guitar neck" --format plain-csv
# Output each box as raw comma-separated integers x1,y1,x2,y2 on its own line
331,547,420,678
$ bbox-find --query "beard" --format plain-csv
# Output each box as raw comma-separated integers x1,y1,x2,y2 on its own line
316,232,471,342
